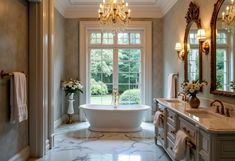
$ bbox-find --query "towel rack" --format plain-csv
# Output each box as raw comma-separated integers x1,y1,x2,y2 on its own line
0,70,26,79
186,138,196,150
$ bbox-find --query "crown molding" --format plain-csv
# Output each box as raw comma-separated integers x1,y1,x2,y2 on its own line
55,0,177,18
160,0,177,16
55,0,67,17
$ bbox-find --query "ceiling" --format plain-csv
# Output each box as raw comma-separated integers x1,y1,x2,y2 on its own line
55,0,178,18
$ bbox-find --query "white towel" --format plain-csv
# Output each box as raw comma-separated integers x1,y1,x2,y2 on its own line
173,130,188,160
153,111,164,128
10,72,28,123
167,73,176,98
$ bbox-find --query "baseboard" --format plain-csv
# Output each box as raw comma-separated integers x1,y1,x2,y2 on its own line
54,118,62,129
9,146,30,161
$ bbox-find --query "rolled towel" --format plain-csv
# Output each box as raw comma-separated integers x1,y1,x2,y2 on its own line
153,111,164,128
173,130,188,160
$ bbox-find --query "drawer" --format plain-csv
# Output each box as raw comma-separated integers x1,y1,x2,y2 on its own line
179,117,197,142
167,109,177,125
166,137,175,159
157,128,165,146
167,123,176,142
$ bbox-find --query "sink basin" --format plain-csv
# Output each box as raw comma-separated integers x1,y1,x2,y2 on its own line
164,99,182,103
186,109,222,118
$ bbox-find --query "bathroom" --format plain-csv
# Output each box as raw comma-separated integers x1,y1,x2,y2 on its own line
0,0,235,161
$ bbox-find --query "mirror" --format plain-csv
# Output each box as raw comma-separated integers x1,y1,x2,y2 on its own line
184,2,202,82
211,0,235,97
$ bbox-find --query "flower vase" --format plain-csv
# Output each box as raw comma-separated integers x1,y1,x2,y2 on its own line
67,93,75,124
189,94,200,108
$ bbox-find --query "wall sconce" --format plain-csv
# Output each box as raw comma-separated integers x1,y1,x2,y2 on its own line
197,29,210,55
175,43,190,61
175,43,184,61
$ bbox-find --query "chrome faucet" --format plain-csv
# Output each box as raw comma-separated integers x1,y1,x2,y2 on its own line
178,92,188,102
112,88,119,107
210,100,225,115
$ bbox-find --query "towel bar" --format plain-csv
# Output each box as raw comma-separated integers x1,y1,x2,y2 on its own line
1,70,26,79
186,139,196,150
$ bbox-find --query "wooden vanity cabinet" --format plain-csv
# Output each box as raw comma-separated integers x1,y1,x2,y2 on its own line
155,101,235,161
166,109,178,160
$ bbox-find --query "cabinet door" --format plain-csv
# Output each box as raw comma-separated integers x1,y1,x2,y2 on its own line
214,135,235,161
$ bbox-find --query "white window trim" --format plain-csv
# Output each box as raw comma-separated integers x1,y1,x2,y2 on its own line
79,21,152,107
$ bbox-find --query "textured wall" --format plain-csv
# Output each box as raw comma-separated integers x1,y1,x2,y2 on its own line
0,0,28,160
54,9,65,121
163,0,235,104
152,19,163,99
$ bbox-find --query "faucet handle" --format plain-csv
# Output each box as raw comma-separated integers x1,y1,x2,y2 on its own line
225,108,234,117
220,106,225,115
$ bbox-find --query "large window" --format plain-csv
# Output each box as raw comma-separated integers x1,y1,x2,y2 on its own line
88,31,143,105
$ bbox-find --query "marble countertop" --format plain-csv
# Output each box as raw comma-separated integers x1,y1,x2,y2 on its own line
156,98,235,133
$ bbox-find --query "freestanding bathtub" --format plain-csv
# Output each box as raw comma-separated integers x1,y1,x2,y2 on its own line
80,104,151,132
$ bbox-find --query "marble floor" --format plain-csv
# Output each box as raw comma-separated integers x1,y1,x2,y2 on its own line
32,122,171,161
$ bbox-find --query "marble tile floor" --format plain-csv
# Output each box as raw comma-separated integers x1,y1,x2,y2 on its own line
30,122,171,161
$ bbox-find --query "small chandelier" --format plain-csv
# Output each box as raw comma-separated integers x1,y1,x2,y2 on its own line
221,0,235,31
98,0,131,32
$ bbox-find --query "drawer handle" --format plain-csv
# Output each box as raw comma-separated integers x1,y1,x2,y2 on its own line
170,130,176,134
182,127,190,134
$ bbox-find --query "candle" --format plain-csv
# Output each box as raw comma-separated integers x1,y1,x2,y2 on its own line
231,0,234,4
126,2,128,7
222,12,225,20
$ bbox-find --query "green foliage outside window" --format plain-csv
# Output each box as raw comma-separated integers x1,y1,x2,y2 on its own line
216,50,225,90
90,79,108,95
120,89,140,104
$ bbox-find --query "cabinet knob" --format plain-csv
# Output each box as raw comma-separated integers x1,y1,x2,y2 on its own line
170,130,176,134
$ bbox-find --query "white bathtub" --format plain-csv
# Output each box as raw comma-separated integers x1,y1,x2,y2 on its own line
80,104,151,132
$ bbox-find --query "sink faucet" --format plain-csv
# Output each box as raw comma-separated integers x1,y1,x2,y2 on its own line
210,100,225,115
178,92,188,102
112,88,119,107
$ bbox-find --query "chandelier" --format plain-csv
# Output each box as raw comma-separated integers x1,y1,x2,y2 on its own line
221,0,235,31
98,0,131,32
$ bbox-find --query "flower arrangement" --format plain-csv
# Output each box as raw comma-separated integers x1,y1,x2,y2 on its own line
62,79,83,96
181,80,207,96
230,81,235,90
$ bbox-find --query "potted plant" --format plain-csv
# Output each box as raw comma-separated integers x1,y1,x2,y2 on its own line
62,79,83,123
181,80,207,108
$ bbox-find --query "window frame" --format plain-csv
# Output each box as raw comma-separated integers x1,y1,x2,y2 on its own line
79,21,152,107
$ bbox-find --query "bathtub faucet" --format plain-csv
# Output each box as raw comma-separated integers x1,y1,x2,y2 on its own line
112,88,119,107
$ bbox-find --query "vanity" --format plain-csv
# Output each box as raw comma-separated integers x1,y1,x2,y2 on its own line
154,98,235,161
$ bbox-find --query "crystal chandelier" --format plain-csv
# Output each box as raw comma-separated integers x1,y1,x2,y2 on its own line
98,0,131,32
221,0,235,31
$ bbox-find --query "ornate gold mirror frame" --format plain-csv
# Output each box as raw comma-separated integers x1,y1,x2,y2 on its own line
211,0,235,97
184,2,202,82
